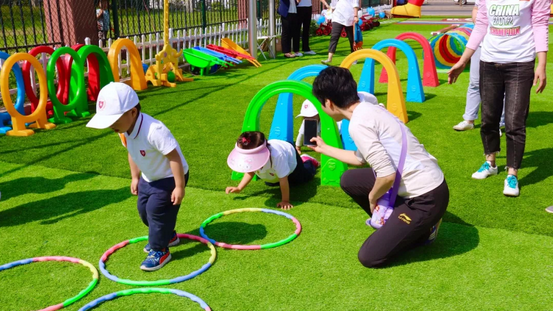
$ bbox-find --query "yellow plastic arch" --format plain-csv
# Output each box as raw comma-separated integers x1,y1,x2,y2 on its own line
340,49,408,123
108,38,147,91
0,53,56,136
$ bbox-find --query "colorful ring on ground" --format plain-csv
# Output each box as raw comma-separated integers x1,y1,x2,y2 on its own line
78,288,211,311
0,256,98,311
99,234,216,286
199,208,302,250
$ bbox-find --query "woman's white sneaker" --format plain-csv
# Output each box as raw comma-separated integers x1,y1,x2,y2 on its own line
503,175,520,197
453,120,474,131
471,161,498,179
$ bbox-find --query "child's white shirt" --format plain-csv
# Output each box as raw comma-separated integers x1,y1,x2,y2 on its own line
256,140,297,183
123,113,189,182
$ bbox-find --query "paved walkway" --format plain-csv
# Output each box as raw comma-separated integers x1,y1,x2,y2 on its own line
421,1,473,16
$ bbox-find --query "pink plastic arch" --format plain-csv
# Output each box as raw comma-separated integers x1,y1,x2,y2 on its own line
380,32,439,87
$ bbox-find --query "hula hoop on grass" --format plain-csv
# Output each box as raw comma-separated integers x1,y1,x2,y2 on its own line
78,288,211,311
99,234,216,286
0,256,98,311
199,208,302,250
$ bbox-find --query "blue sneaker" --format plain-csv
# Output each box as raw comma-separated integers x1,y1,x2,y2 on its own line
143,231,180,253
140,248,171,271
503,175,520,197
425,219,442,245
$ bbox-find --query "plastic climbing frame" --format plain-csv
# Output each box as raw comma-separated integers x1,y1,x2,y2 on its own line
232,80,347,187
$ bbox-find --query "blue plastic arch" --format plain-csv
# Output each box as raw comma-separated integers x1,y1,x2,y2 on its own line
360,39,425,103
0,51,26,135
268,64,327,143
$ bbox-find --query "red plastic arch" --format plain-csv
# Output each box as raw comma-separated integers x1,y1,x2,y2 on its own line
22,46,65,117
379,32,439,87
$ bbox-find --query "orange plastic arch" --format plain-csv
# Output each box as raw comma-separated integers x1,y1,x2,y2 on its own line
108,38,147,91
340,49,408,123
0,53,56,136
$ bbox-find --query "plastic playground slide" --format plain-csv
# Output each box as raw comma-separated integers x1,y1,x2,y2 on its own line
391,0,424,18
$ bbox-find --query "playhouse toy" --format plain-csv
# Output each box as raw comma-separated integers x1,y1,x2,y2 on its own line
0,256,98,311
199,208,302,250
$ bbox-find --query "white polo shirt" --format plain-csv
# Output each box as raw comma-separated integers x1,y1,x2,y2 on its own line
122,113,189,182
349,102,444,198
256,139,298,183
330,0,359,27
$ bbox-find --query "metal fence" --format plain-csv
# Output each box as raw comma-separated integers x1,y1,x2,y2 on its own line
0,0,65,52
108,0,272,38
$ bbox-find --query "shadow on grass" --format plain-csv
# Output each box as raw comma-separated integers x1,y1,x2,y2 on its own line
0,172,96,200
185,222,267,251
230,177,320,208
407,110,422,122
384,212,480,268
0,186,130,227
518,147,553,187
526,111,553,128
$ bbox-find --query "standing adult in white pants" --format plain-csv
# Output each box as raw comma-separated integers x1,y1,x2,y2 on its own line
453,1,505,133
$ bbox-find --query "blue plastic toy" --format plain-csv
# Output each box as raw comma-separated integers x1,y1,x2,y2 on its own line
360,39,425,103
0,52,26,135
379,11,386,19
142,63,149,74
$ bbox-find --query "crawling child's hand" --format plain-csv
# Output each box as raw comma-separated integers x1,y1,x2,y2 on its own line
277,201,294,210
226,187,241,194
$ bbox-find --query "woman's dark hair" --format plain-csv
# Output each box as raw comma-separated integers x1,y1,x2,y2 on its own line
312,66,359,108
237,131,266,150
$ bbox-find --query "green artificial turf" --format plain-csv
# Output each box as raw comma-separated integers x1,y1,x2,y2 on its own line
1,19,553,310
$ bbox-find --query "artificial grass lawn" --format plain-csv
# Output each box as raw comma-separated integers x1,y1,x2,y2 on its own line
1,19,553,309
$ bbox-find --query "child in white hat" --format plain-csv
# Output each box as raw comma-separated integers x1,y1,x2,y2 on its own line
87,82,189,272
295,100,322,154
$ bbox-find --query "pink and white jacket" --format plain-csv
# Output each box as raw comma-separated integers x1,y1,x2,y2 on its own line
466,0,550,63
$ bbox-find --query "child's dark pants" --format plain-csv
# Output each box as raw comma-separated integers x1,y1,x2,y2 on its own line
137,172,189,251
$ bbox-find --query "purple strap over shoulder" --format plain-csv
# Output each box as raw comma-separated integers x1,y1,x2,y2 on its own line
388,120,408,208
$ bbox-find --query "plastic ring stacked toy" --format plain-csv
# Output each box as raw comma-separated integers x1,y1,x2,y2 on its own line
99,234,216,286
199,208,302,250
78,288,211,311
429,24,474,69
0,256,98,311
